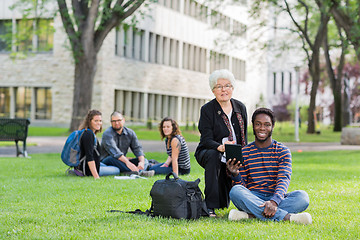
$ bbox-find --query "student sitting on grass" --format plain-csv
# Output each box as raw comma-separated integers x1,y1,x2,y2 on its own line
227,108,312,225
68,110,120,178
100,111,155,177
148,117,191,176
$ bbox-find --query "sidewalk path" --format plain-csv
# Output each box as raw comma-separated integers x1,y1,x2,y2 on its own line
1,136,360,157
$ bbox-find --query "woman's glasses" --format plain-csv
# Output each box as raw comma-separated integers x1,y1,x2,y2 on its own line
213,84,233,91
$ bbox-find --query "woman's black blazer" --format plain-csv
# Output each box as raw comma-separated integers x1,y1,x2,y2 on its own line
195,98,248,159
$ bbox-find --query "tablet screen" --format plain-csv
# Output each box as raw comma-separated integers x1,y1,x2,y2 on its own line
225,144,243,164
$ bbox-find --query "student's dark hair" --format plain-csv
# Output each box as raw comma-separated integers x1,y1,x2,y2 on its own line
159,117,182,140
78,109,102,134
251,108,276,126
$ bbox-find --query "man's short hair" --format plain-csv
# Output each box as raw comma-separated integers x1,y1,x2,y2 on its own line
251,108,276,126
111,111,123,119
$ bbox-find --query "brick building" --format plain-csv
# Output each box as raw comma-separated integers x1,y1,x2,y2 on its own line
0,0,274,127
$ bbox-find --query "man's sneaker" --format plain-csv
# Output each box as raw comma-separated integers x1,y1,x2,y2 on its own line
139,170,155,177
120,171,139,176
228,209,249,221
290,212,312,225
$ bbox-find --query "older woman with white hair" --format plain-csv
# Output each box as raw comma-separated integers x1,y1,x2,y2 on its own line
195,69,248,217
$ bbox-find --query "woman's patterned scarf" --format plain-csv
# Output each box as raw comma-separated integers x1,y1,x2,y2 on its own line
221,112,246,147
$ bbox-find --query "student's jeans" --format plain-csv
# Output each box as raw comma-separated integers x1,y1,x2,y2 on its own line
99,162,120,176
149,163,173,175
148,163,191,175
229,184,310,221
101,156,149,173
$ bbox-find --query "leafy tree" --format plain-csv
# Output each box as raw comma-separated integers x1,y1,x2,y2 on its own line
249,0,353,133
270,0,331,133
56,0,148,130
330,0,360,61
323,18,348,131
10,0,150,130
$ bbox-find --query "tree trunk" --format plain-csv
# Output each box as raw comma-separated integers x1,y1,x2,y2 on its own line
323,24,345,132
333,91,342,131
307,54,321,134
70,52,97,131
342,77,352,126
307,76,317,134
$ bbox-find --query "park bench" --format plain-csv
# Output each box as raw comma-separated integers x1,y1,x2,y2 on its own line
0,118,31,157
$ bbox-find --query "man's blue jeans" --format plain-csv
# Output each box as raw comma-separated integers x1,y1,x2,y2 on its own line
99,162,120,176
101,156,149,172
229,184,310,221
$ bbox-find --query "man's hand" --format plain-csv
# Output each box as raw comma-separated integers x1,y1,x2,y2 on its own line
137,161,145,170
126,161,139,172
226,158,242,177
119,156,139,172
137,156,145,170
259,200,278,218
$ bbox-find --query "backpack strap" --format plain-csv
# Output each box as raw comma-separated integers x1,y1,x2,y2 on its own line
107,208,154,217
189,199,198,219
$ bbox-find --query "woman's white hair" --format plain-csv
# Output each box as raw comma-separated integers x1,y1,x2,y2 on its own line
209,69,236,90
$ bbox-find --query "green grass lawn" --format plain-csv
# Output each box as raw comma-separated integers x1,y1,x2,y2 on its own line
1,151,359,239
270,122,342,143
23,122,341,144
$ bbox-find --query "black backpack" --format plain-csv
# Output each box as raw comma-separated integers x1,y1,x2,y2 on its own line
149,172,209,219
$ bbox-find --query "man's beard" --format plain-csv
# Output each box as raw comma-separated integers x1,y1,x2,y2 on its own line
112,126,122,131
253,128,273,143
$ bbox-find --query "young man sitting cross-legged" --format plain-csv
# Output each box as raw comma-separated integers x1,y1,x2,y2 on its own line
227,108,312,225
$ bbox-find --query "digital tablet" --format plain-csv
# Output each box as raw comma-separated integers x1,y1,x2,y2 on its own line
225,144,243,165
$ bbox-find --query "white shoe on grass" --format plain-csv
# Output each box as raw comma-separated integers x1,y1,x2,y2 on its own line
290,212,312,225
228,209,249,221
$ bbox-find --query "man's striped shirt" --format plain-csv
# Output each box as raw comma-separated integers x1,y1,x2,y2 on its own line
232,140,292,205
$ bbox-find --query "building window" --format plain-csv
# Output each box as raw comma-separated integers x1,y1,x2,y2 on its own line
182,42,206,73
0,19,53,53
37,19,54,52
289,72,292,94
210,50,229,73
131,28,145,61
158,0,180,12
273,72,277,94
115,90,206,124
211,10,230,32
232,20,246,38
0,20,12,52
170,39,179,67
1,86,52,120
0,87,10,117
122,27,128,57
16,19,34,52
35,87,52,119
184,0,208,23
156,34,162,64
149,32,156,63
15,87,32,118
281,72,284,93
232,58,246,81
